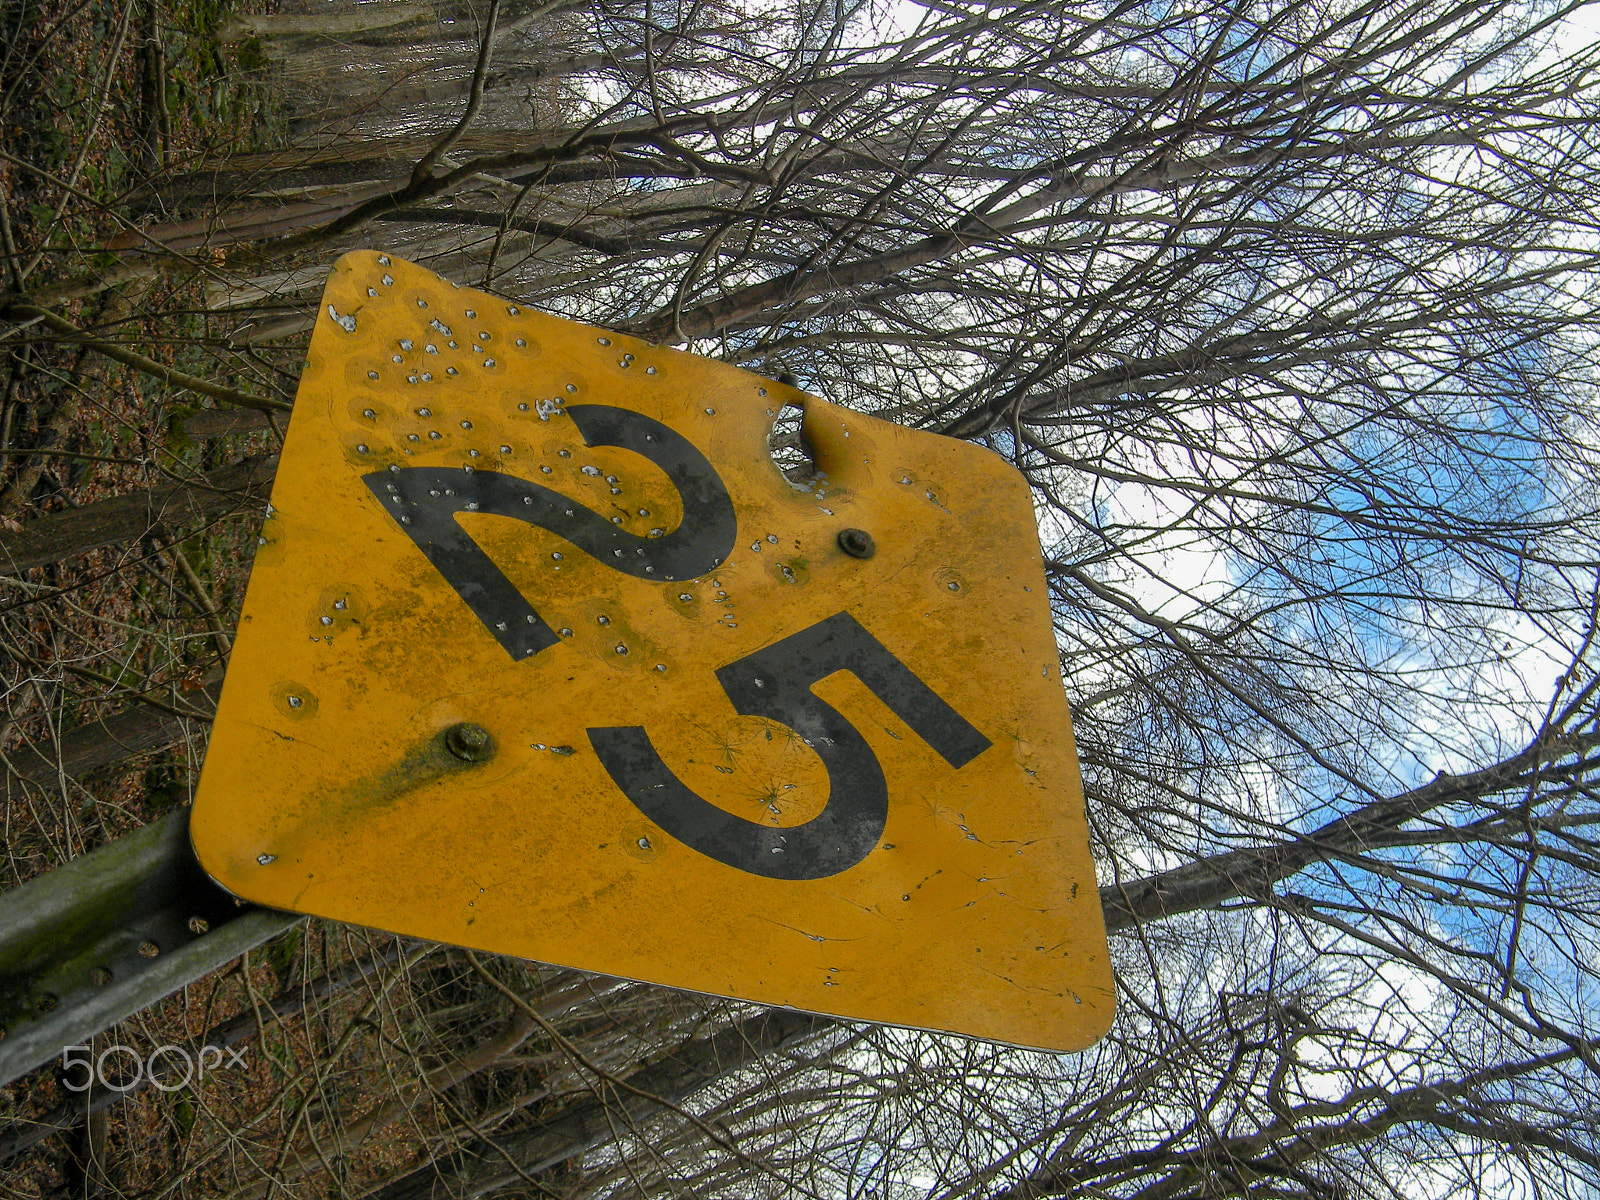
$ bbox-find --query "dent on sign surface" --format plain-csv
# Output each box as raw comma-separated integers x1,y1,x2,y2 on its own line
190,251,1114,1051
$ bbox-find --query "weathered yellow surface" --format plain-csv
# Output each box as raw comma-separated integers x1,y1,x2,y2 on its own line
190,250,1114,1051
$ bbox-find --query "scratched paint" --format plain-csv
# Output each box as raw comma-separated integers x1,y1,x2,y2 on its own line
189,250,1113,1052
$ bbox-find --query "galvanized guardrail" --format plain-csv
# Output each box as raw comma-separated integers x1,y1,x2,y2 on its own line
0,808,300,1087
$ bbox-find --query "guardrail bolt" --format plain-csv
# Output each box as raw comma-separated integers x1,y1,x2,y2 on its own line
837,528,875,559
446,722,494,762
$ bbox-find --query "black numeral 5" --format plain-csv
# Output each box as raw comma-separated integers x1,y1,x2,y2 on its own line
589,612,990,880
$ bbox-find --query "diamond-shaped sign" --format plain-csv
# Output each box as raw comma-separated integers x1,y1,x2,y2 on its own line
191,251,1113,1050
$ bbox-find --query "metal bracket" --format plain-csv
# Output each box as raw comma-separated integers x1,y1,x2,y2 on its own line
0,808,301,1087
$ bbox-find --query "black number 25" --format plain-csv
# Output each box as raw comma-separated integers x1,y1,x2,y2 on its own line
365,403,990,879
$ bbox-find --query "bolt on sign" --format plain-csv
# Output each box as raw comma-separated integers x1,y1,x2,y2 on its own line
190,251,1114,1051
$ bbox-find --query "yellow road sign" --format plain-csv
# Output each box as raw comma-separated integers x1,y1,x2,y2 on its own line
191,251,1113,1051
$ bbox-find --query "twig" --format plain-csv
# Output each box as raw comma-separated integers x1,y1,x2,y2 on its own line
465,952,812,1198
409,0,503,189
159,535,233,659
19,2,138,285
0,303,291,413
0,188,25,292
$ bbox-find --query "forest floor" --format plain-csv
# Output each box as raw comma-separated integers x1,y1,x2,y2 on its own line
0,0,281,877
1,3,447,1197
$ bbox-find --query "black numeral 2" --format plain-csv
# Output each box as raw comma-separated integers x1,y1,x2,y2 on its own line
364,404,737,659
589,612,991,880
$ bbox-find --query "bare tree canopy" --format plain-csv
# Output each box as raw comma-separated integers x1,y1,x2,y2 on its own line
2,0,1598,1195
